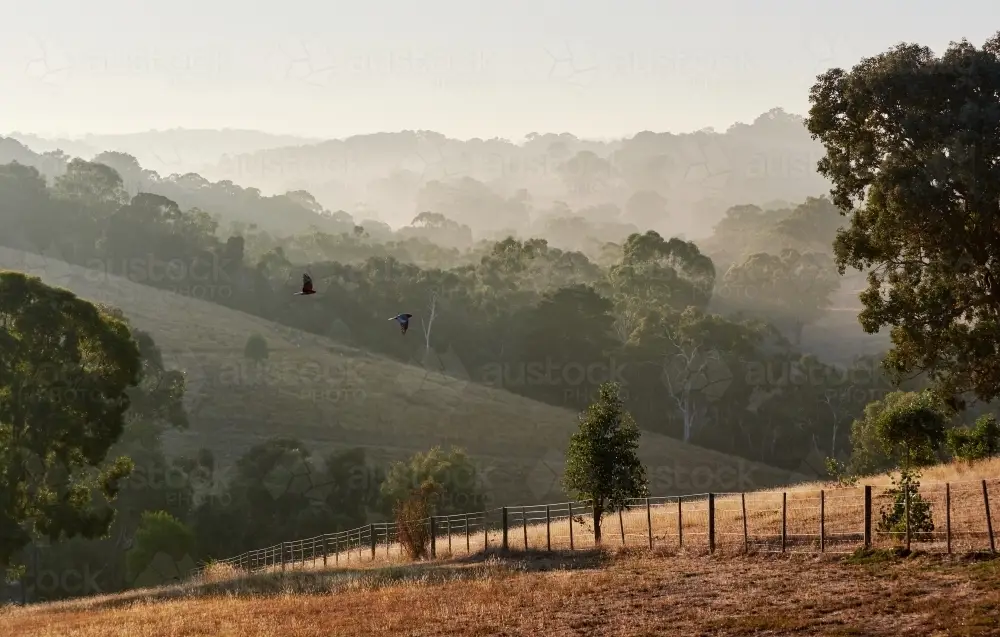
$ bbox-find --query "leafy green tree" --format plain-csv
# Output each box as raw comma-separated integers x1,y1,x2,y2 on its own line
852,390,949,542
719,249,839,345
946,414,1000,464
608,231,716,341
805,32,1000,405
562,382,648,544
0,271,142,574
380,446,484,516
125,511,197,588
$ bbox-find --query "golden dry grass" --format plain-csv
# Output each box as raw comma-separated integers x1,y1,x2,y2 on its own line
6,549,1000,636
198,459,1000,581
0,246,802,505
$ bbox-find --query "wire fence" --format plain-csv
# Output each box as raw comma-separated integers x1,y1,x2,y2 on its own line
188,478,1000,579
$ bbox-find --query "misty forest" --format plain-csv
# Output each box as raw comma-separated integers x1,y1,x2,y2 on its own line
3,31,1000,613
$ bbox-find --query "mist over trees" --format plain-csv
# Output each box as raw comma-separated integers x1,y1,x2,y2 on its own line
7,36,1000,605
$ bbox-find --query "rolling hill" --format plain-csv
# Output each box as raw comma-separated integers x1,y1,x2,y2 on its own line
0,246,806,506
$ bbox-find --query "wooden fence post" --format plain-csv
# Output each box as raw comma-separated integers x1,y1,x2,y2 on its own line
501,507,508,551
569,503,575,550
484,510,489,551
546,505,551,552
678,497,683,548
946,483,952,554
781,492,787,553
708,493,715,554
323,536,328,567
864,486,872,549
646,497,653,550
465,514,471,554
619,509,626,546
984,480,995,554
430,517,437,559
741,493,749,554
447,517,452,555
522,506,528,550
820,490,825,553
370,524,376,560
281,542,286,571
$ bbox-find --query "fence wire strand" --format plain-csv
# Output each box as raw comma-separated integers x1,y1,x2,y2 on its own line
189,478,1000,578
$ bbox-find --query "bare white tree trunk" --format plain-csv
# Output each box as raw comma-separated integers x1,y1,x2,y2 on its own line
662,334,720,443
421,292,438,364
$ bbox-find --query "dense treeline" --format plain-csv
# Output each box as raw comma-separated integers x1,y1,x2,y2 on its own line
0,153,909,475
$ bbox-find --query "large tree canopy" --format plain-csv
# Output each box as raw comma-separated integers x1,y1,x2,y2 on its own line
0,271,142,571
805,32,1000,405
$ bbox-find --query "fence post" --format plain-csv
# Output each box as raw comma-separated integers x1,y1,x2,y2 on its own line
501,507,508,551
646,497,653,550
484,510,489,551
323,536,328,567
741,493,749,554
781,492,787,553
522,506,528,550
820,490,825,553
984,480,995,554
708,493,715,554
678,497,683,548
619,509,626,546
430,517,437,559
370,524,376,560
905,483,911,551
447,517,452,555
281,542,286,571
946,483,952,554
546,505,551,552
569,503,575,550
864,486,872,548
465,514,471,554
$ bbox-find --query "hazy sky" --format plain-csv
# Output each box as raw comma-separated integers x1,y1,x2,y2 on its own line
2,0,998,141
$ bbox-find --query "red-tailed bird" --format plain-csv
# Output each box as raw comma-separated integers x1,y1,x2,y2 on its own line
294,273,317,295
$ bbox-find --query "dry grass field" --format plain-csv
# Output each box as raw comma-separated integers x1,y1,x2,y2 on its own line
0,246,803,506
6,460,1000,635
6,548,1000,636
198,460,1000,577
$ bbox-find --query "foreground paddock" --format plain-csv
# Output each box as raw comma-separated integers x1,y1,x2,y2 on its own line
5,549,1000,636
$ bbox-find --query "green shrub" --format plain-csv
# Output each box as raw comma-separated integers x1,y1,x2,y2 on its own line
877,469,934,541
947,414,1000,464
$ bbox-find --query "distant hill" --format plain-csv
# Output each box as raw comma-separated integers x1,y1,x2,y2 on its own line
0,246,806,505
4,128,322,177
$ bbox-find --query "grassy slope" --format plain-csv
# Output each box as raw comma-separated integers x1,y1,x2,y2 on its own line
7,550,1000,635
0,247,803,506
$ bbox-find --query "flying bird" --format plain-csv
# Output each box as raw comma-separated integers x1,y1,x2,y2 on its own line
294,273,316,295
389,313,413,335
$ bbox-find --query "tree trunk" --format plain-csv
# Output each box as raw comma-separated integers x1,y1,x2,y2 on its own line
592,501,603,545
